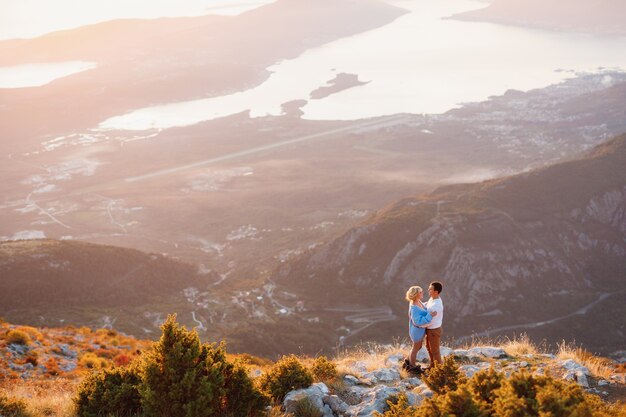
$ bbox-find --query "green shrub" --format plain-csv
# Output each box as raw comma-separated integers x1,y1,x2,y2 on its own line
0,393,30,417
74,362,142,417
79,352,108,369
378,366,625,417
536,379,591,417
422,356,467,395
5,329,30,345
140,315,227,417
258,354,314,402
221,359,269,417
376,394,415,417
467,367,504,414
74,314,267,417
490,369,617,417
430,384,485,417
292,397,323,417
492,370,546,417
310,356,338,382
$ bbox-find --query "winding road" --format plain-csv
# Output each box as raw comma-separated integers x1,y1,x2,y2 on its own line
455,290,624,344
326,306,397,344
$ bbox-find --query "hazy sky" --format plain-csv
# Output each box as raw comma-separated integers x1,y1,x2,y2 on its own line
0,0,276,40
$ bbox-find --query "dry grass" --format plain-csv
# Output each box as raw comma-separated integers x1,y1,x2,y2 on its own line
267,405,289,417
500,334,540,357
333,340,407,377
557,341,615,379
1,379,76,417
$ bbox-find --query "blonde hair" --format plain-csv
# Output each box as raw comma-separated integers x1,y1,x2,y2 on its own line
405,286,422,302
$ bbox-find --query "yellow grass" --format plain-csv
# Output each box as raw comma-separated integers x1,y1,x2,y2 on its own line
1,379,76,417
557,341,615,379
333,340,407,377
500,334,540,357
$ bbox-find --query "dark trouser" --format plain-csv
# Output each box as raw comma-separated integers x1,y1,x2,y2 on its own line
425,327,442,365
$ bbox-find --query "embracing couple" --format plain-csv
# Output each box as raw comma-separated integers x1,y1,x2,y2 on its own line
403,281,443,375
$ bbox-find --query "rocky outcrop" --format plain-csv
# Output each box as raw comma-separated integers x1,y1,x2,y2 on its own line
280,346,623,416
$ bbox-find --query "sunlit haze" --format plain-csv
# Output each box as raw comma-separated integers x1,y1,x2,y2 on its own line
0,0,276,40
1,0,626,394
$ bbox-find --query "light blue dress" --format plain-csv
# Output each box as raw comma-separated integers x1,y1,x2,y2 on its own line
408,304,432,342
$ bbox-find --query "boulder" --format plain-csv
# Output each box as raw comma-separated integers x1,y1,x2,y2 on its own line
575,371,589,388
398,377,422,388
385,353,405,367
284,383,330,416
460,364,481,377
348,386,371,402
56,343,77,358
416,348,430,362
324,394,350,415
344,375,360,386
560,365,589,388
405,391,424,406
416,346,453,362
467,346,507,359
558,359,590,375
7,344,29,355
346,385,400,417
453,349,469,358
59,361,77,372
362,367,401,383
414,383,434,398
441,347,453,358
350,361,369,374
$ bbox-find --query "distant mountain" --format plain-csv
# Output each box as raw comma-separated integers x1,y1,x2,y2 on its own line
0,239,217,334
270,135,626,354
452,0,626,36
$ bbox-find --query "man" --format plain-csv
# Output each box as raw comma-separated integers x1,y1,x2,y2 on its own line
424,281,444,366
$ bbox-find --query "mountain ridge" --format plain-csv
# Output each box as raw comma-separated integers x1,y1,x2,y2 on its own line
451,0,626,36
0,239,217,334
269,134,626,354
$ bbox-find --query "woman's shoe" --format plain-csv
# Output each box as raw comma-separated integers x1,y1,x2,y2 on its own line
408,364,424,376
402,358,411,370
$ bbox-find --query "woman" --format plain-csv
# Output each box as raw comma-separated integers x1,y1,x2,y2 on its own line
404,286,437,374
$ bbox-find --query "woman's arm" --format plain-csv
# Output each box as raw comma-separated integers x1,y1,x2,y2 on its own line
411,308,435,326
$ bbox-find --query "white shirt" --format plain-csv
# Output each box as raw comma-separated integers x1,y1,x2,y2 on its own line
425,297,443,329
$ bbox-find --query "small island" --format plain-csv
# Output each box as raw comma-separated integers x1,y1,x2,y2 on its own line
309,72,369,100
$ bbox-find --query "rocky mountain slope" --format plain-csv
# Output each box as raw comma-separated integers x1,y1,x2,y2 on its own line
452,0,626,36
270,135,626,354
0,321,150,382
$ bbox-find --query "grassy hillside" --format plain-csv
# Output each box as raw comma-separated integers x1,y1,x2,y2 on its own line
0,239,218,335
